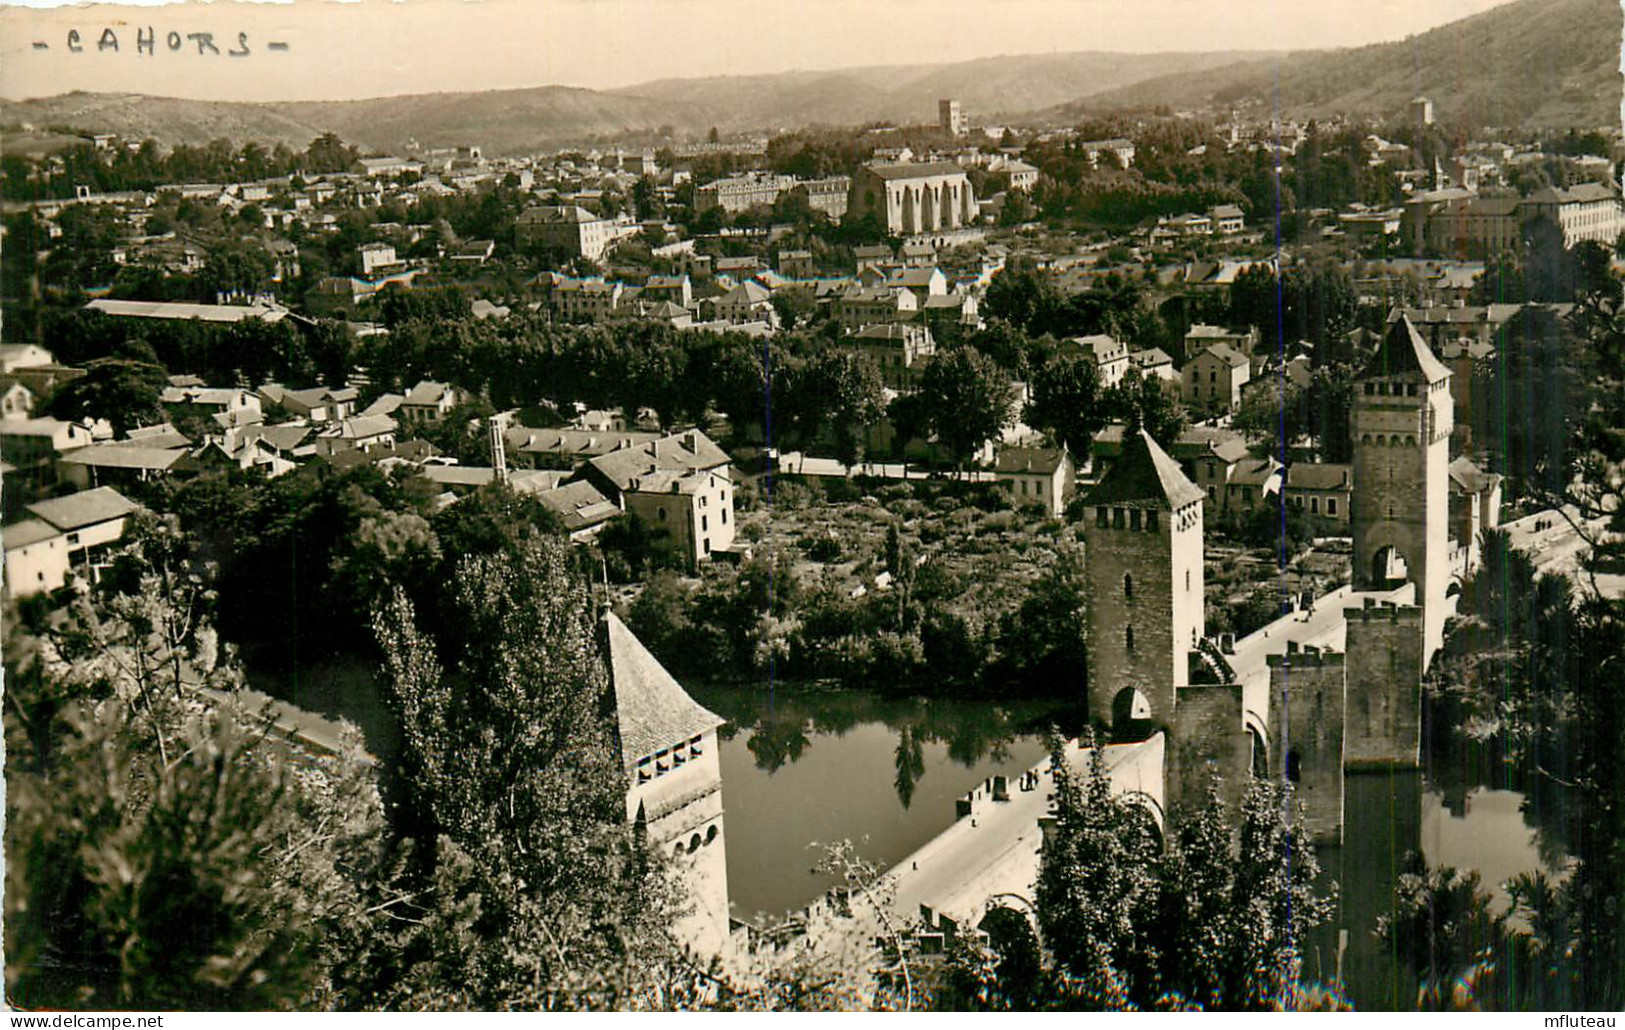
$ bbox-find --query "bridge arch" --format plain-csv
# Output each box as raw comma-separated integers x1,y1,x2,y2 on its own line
1370,544,1410,588
1244,710,1270,779
1112,687,1154,741
976,897,1043,999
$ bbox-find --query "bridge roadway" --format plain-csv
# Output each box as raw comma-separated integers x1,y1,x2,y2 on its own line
1224,582,1415,737
787,735,1166,955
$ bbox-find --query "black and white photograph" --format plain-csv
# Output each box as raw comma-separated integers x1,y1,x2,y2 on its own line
0,0,1622,1016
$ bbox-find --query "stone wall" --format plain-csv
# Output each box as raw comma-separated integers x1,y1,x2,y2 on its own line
1343,602,1425,768
1267,646,1347,841
1168,683,1249,821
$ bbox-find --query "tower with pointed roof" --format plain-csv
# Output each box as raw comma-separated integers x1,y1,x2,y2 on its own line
1351,315,1453,659
1081,428,1206,731
603,610,732,956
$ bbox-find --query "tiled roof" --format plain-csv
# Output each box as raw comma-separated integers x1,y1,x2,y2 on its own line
2,518,60,550
994,445,1068,475
1084,429,1204,510
26,486,142,532
587,430,730,492
605,610,723,767
1285,462,1351,491
1229,457,1283,488
1196,343,1249,368
862,161,968,181
403,380,454,405
1363,315,1450,382
59,444,188,471
1448,456,1502,494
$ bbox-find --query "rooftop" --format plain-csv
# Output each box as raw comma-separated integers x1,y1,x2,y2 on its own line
26,486,142,532
1083,429,1204,510
605,610,724,767
1362,315,1450,382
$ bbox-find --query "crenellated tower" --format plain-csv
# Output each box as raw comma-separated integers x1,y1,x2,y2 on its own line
1351,315,1453,663
1082,428,1206,732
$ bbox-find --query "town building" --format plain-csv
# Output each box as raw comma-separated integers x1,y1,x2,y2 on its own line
398,381,465,426
1522,182,1625,248
2,487,143,598
1448,456,1503,576
1182,324,1257,363
1183,343,1251,415
1065,334,1130,387
1223,457,1283,513
993,444,1074,516
583,430,735,567
694,173,794,215
787,176,851,221
1076,138,1135,169
939,99,967,137
517,205,624,262
847,163,977,236
1284,462,1352,523
837,324,937,389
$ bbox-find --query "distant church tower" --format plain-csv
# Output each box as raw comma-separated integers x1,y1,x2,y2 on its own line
603,611,731,956
1350,315,1454,661
1081,428,1206,731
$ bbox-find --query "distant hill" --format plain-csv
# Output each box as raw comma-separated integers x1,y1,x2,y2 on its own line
0,86,692,156
0,50,1274,155
0,0,1616,157
1056,0,1621,128
608,50,1274,132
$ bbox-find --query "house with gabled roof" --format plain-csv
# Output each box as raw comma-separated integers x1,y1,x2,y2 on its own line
581,429,735,567
993,444,1075,516
1183,342,1251,414
3,486,144,597
1284,462,1352,523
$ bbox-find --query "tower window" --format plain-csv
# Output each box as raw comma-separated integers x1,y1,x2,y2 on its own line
1185,569,1191,591
1130,509,1142,530
1124,573,1134,600
1145,510,1157,531
1096,507,1108,529
1126,625,1135,652
1113,507,1126,528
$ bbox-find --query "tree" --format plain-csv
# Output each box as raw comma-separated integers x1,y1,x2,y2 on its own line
1028,740,1341,1012
3,520,385,1010
370,537,688,1007
983,258,1062,335
809,350,887,467
1107,370,1186,450
915,345,1014,471
1036,732,1159,1007
6,704,328,1009
46,357,169,435
770,285,817,331
1027,351,1106,454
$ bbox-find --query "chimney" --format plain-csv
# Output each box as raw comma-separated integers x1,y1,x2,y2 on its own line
489,418,508,486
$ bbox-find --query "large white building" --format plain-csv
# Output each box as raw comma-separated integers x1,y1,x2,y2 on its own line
847,163,977,236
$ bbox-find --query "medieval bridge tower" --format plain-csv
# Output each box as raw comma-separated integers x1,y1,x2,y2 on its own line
1081,428,1206,730
1350,315,1454,662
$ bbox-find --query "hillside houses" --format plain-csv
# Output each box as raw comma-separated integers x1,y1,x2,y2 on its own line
2,487,144,599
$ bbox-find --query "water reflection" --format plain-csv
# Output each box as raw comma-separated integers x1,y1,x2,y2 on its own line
694,683,1566,1008
689,682,1078,919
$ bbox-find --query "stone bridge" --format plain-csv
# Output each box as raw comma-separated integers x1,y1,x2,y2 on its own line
880,734,1165,945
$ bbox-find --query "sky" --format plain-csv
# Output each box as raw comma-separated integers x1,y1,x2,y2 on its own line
0,0,1521,103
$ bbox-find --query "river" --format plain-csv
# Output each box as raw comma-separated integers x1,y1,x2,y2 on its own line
691,682,1568,1011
